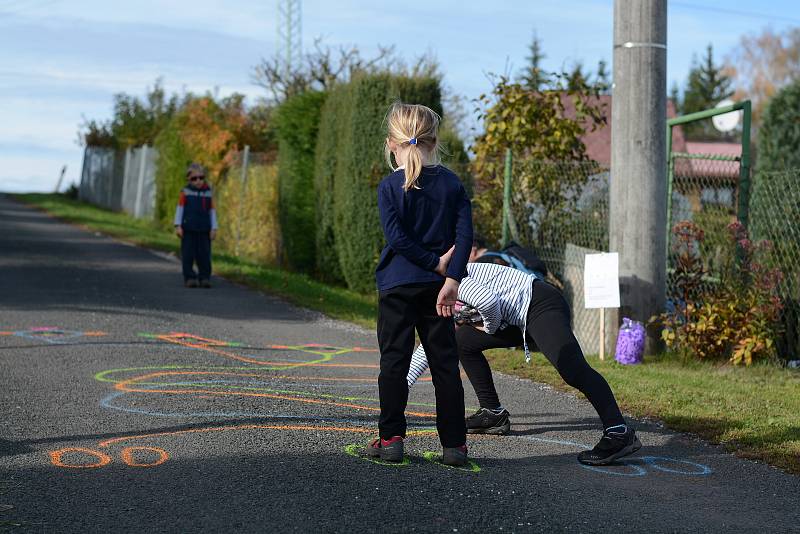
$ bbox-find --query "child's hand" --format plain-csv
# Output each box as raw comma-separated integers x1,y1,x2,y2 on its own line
435,245,455,276
210,229,217,241
436,278,460,317
175,226,183,238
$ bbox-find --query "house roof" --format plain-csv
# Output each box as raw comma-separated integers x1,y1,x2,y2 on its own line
566,95,683,167
565,95,741,181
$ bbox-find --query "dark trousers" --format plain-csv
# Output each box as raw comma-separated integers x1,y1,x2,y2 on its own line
377,283,466,448
181,230,211,281
458,280,625,429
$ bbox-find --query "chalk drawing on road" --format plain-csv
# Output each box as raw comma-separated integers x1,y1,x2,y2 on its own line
342,442,482,472
343,443,412,467
519,436,712,477
49,446,169,469
34,328,711,478
0,327,107,344
138,331,378,368
421,451,482,473
95,366,437,420
49,424,378,469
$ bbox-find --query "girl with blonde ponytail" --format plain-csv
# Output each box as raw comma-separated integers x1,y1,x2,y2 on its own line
383,102,443,191
369,102,474,467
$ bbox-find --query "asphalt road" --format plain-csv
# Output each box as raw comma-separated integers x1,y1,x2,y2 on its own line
1,194,798,533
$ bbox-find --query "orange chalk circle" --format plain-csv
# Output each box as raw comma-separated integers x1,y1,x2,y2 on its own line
121,447,169,467
49,448,112,469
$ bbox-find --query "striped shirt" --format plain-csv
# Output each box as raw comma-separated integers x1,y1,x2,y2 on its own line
407,262,538,386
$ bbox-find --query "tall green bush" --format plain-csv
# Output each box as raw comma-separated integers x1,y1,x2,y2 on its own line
153,119,192,227
313,85,350,283
274,90,327,271
153,96,248,228
758,80,800,172
318,73,443,293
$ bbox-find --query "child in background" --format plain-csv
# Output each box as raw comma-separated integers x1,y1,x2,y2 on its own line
174,163,218,288
368,102,473,466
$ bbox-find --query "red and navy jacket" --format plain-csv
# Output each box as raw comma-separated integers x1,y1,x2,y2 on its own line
173,183,219,232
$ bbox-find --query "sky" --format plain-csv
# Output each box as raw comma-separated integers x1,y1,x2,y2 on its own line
0,0,798,193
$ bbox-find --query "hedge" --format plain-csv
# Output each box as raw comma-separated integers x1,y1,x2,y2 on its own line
317,73,443,293
313,85,350,284
153,118,192,227
274,90,327,271
215,161,281,265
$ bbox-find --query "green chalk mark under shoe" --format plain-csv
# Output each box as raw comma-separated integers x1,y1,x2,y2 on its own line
421,451,481,473
343,444,410,467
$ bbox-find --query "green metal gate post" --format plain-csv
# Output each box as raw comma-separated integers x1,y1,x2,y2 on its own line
737,100,752,229
665,100,752,245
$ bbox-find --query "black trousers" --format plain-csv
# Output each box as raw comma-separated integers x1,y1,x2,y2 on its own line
377,282,466,448
458,280,625,429
181,230,212,281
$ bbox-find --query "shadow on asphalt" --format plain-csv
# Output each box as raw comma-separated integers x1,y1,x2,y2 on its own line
0,201,305,323
0,417,380,457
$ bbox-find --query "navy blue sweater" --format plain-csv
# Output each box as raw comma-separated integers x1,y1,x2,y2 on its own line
375,165,473,291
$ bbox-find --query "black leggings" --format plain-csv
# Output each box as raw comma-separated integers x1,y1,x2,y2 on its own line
458,280,625,429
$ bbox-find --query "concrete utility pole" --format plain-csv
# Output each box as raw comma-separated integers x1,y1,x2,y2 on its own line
609,0,667,353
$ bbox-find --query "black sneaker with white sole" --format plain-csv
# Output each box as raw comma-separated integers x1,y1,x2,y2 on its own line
577,426,641,466
465,408,511,435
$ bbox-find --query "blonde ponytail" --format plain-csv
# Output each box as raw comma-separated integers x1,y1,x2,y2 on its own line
384,102,442,191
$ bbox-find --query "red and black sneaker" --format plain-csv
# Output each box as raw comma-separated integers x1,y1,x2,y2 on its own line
442,444,468,467
366,436,404,462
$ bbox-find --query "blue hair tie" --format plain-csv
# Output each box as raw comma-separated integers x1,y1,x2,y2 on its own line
409,137,417,145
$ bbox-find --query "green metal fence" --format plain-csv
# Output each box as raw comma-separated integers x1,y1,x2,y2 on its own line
497,100,798,358
665,101,751,297
666,153,742,296
500,155,611,355
503,157,609,279
750,168,800,358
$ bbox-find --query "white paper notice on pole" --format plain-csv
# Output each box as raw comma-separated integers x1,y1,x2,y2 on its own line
584,253,620,309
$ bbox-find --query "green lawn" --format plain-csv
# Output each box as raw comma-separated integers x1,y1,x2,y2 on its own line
13,192,800,475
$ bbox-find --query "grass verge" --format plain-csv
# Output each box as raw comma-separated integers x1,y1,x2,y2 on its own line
13,193,800,475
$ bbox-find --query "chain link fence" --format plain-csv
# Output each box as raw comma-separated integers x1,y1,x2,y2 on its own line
667,154,741,296
215,150,281,266
750,168,800,358
504,159,610,355
503,152,798,359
